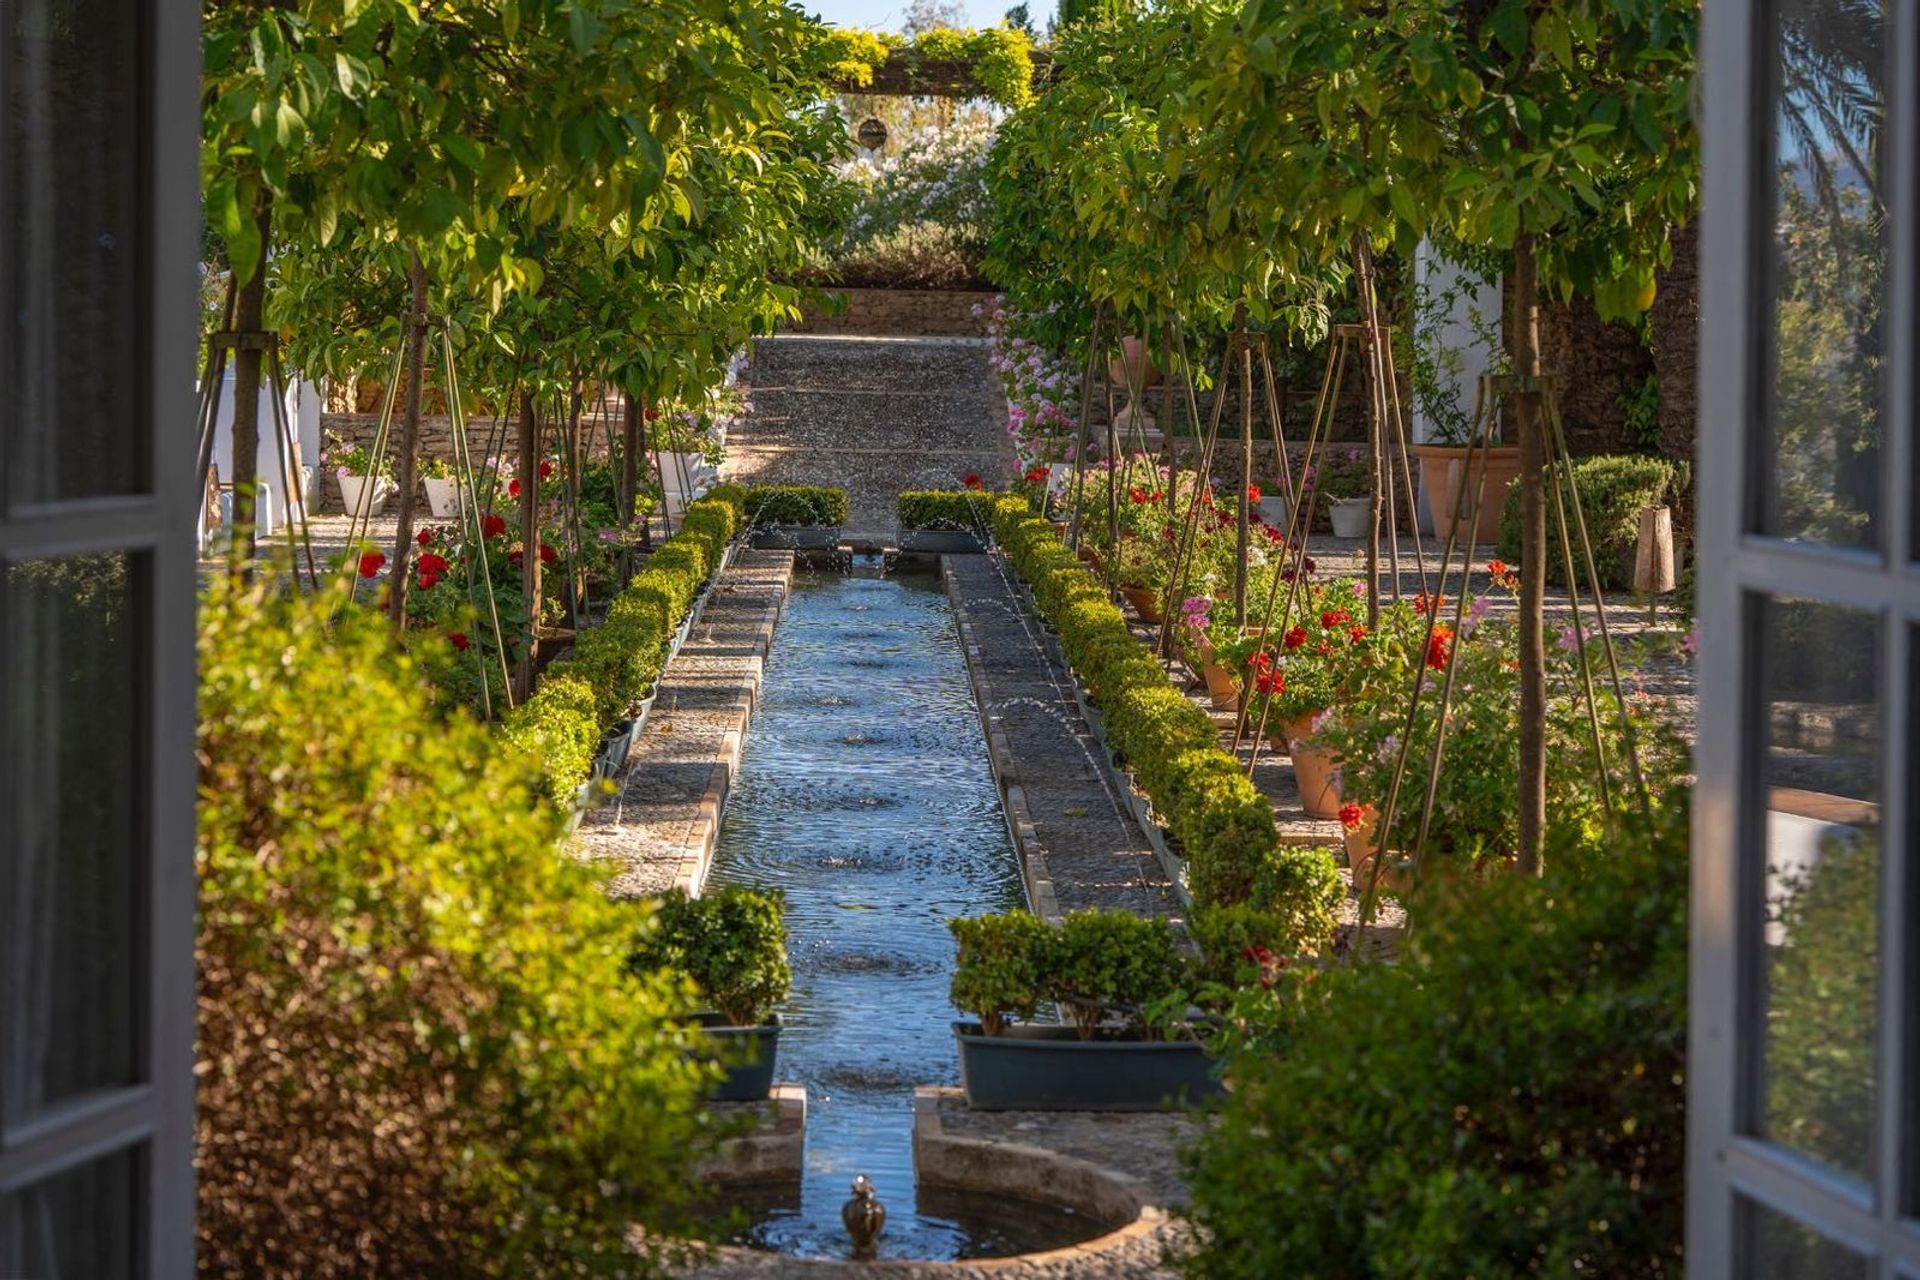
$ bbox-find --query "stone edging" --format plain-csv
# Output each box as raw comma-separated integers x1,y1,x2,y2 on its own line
669,564,790,897
911,1088,1170,1270
943,557,1063,925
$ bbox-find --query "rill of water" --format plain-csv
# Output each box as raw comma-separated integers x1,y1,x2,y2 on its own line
704,566,1092,1261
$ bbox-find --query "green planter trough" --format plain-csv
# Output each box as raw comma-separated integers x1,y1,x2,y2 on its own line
697,1013,782,1102
953,1021,1221,1112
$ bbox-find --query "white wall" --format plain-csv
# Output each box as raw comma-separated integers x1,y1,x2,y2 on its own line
1409,241,1502,531
207,370,322,534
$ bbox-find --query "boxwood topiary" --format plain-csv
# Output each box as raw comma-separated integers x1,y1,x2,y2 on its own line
1496,454,1686,590
1050,909,1187,1039
899,489,999,532
746,484,849,526
948,910,1053,1035
631,886,791,1028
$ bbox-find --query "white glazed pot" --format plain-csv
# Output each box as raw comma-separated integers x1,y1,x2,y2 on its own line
423,475,461,518
337,471,390,517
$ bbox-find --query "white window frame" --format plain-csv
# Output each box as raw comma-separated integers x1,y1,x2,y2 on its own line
1691,0,1920,1273
0,1,200,1272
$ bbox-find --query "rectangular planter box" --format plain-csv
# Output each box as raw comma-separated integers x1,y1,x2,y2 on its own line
953,1021,1221,1112
697,1013,782,1102
748,525,842,550
899,528,986,554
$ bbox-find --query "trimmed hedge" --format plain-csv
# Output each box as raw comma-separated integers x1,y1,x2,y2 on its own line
745,484,849,526
988,495,1341,924
1496,454,1686,590
505,484,746,805
900,488,999,532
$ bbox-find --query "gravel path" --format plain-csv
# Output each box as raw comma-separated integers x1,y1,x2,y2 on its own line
945,555,1182,920
724,337,1011,539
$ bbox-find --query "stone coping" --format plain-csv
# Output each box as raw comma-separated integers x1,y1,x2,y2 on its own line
697,1084,807,1187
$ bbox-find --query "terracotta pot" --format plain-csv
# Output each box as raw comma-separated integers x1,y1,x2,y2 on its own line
1281,711,1342,819
1107,336,1163,392
1200,661,1242,710
1412,444,1521,546
1076,543,1099,566
1119,584,1165,624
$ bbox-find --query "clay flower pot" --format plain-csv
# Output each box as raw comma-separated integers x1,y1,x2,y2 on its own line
1120,584,1165,624
1282,711,1342,819
1200,662,1242,710
1413,443,1522,545
1107,336,1163,392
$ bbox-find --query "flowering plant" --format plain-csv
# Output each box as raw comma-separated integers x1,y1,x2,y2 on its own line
1240,578,1385,728
1307,446,1368,502
322,431,392,479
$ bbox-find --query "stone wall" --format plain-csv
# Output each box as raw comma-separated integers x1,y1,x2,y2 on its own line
783,287,997,337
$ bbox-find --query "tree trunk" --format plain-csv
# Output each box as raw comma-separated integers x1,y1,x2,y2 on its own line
226,195,273,574
513,391,541,703
387,246,431,627
1235,332,1252,627
1512,232,1547,876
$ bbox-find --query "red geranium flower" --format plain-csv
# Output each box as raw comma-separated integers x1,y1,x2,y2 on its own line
357,550,385,579
963,473,984,490
1487,559,1507,576
643,406,660,422
1246,484,1261,505
1025,467,1049,482
1321,607,1351,629
1284,625,1308,649
418,552,450,576
538,459,554,481
538,543,557,565
1254,670,1282,695
418,572,439,591
508,478,522,498
1347,624,1369,644
482,514,507,539
1425,624,1455,670
449,631,471,651
416,527,433,546
1338,802,1364,830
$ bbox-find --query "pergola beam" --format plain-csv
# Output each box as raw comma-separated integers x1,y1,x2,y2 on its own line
829,49,1053,98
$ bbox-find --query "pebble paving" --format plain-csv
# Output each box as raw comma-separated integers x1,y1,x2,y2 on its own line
945,555,1182,921
572,550,794,896
722,336,1013,539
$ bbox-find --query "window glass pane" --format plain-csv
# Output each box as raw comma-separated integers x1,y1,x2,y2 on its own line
1749,596,1878,1183
1742,1197,1870,1278
2,554,140,1127
0,1145,139,1279
2,0,144,503
1758,0,1886,547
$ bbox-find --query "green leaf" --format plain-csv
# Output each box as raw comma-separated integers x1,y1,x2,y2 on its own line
568,5,600,56
1489,0,1529,59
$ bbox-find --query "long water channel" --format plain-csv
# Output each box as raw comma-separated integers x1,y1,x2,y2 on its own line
705,565,1090,1261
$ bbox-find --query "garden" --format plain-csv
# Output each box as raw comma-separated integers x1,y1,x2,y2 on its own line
184,0,1732,1275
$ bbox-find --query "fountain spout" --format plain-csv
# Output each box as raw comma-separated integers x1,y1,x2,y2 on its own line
841,1174,886,1259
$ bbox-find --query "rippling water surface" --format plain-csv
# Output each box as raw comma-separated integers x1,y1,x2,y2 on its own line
707,569,1085,1260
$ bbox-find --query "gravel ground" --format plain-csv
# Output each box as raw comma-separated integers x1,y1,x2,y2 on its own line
947,555,1182,919
725,337,1011,539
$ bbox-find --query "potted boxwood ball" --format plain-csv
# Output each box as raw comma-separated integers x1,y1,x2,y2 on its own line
630,885,790,1101
950,908,1220,1111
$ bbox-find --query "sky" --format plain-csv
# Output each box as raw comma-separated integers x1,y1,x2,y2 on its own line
800,0,1057,32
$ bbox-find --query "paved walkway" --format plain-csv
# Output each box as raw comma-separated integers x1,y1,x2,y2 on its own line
945,556,1181,922
723,337,1012,539
572,550,794,897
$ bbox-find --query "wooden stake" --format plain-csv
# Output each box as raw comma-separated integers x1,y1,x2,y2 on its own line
387,245,431,627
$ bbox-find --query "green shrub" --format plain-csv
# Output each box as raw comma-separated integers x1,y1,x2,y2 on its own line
629,885,791,1027
1181,799,1689,1280
504,488,744,803
500,673,601,805
197,575,715,1277
987,495,1340,933
948,911,1052,1035
899,488,999,532
745,484,849,526
1189,902,1322,990
1050,909,1187,1039
1496,454,1685,590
